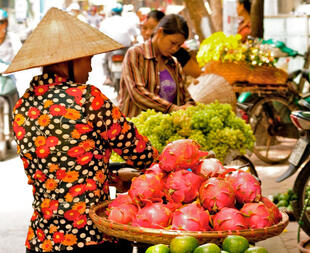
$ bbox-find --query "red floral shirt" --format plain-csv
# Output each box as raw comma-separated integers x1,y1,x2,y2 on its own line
13,73,157,252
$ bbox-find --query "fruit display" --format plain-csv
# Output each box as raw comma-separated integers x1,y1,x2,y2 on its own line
146,235,269,253
111,102,255,163
272,188,298,213
106,139,282,233
196,32,275,69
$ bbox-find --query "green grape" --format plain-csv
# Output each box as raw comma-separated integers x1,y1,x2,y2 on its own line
126,102,255,163
110,151,124,163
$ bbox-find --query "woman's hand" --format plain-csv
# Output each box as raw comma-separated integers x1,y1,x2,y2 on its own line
110,168,141,193
171,103,193,112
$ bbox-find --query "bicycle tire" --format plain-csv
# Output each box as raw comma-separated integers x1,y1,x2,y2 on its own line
226,155,258,178
249,96,298,164
293,162,310,236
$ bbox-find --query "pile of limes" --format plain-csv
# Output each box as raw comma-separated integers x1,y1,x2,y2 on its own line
272,188,298,212
145,235,269,253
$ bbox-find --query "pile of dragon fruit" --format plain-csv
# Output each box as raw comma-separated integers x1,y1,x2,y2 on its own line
106,139,282,232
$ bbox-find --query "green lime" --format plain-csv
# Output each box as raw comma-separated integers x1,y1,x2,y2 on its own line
286,204,293,212
221,251,229,253
272,193,280,204
287,188,294,198
276,200,288,207
244,246,269,253
145,244,170,253
222,235,249,253
170,236,199,253
193,243,221,253
279,193,289,201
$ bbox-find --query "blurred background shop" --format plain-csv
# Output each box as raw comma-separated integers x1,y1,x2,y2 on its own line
2,0,310,91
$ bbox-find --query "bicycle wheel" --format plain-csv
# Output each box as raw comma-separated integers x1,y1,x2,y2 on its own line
249,96,298,164
225,155,258,178
293,163,310,236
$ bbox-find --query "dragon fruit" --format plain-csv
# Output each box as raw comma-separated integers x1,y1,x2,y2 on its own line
145,163,166,179
261,196,282,224
226,170,261,204
159,139,209,172
128,173,164,206
132,202,172,229
166,201,183,212
240,202,274,229
199,177,235,213
213,207,248,231
164,169,203,204
171,202,211,231
193,158,226,178
106,194,133,216
108,203,138,224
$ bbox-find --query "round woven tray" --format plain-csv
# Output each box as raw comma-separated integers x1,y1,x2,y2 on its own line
89,200,289,245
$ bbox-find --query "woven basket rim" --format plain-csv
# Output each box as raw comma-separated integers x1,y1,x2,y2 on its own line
90,200,289,244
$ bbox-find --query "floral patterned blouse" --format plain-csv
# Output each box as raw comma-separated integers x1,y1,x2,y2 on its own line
12,73,157,252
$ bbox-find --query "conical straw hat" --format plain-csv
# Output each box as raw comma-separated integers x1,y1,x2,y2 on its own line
4,7,123,74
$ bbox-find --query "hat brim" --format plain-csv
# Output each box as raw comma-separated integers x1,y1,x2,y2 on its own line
4,7,124,74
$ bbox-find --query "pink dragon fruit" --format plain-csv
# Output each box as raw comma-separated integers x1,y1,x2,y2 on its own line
128,173,164,206
261,196,282,224
105,194,133,216
199,177,235,213
240,202,274,229
131,202,172,229
159,139,209,172
226,170,261,204
171,202,211,231
108,203,138,224
145,163,167,179
193,158,226,179
164,169,203,204
212,207,248,231
166,201,183,212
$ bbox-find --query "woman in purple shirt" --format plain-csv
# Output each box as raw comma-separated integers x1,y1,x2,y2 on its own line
119,14,196,117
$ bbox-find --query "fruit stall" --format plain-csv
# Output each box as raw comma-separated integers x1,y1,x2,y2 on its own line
90,137,289,253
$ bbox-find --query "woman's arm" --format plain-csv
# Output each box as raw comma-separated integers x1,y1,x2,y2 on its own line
86,85,158,170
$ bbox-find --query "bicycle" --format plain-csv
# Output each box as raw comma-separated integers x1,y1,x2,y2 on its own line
236,46,310,164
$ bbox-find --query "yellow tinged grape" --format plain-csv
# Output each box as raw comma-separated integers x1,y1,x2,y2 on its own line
109,102,255,163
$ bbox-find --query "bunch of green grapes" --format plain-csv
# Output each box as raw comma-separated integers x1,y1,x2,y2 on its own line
110,102,255,163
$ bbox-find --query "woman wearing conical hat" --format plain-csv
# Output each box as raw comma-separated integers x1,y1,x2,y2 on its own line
4,8,157,253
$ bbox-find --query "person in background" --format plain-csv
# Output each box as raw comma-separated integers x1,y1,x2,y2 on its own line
4,7,157,253
140,10,202,79
99,2,135,85
0,8,21,71
122,4,140,44
236,0,251,42
87,5,102,29
118,14,196,117
66,2,87,23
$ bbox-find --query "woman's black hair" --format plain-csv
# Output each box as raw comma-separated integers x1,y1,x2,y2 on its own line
155,14,189,40
147,10,165,22
238,0,251,13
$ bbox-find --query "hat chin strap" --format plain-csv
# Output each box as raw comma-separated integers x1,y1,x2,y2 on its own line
68,60,75,83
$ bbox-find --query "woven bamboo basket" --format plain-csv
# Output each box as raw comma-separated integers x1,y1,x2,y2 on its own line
187,74,237,110
204,61,288,85
89,200,289,245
